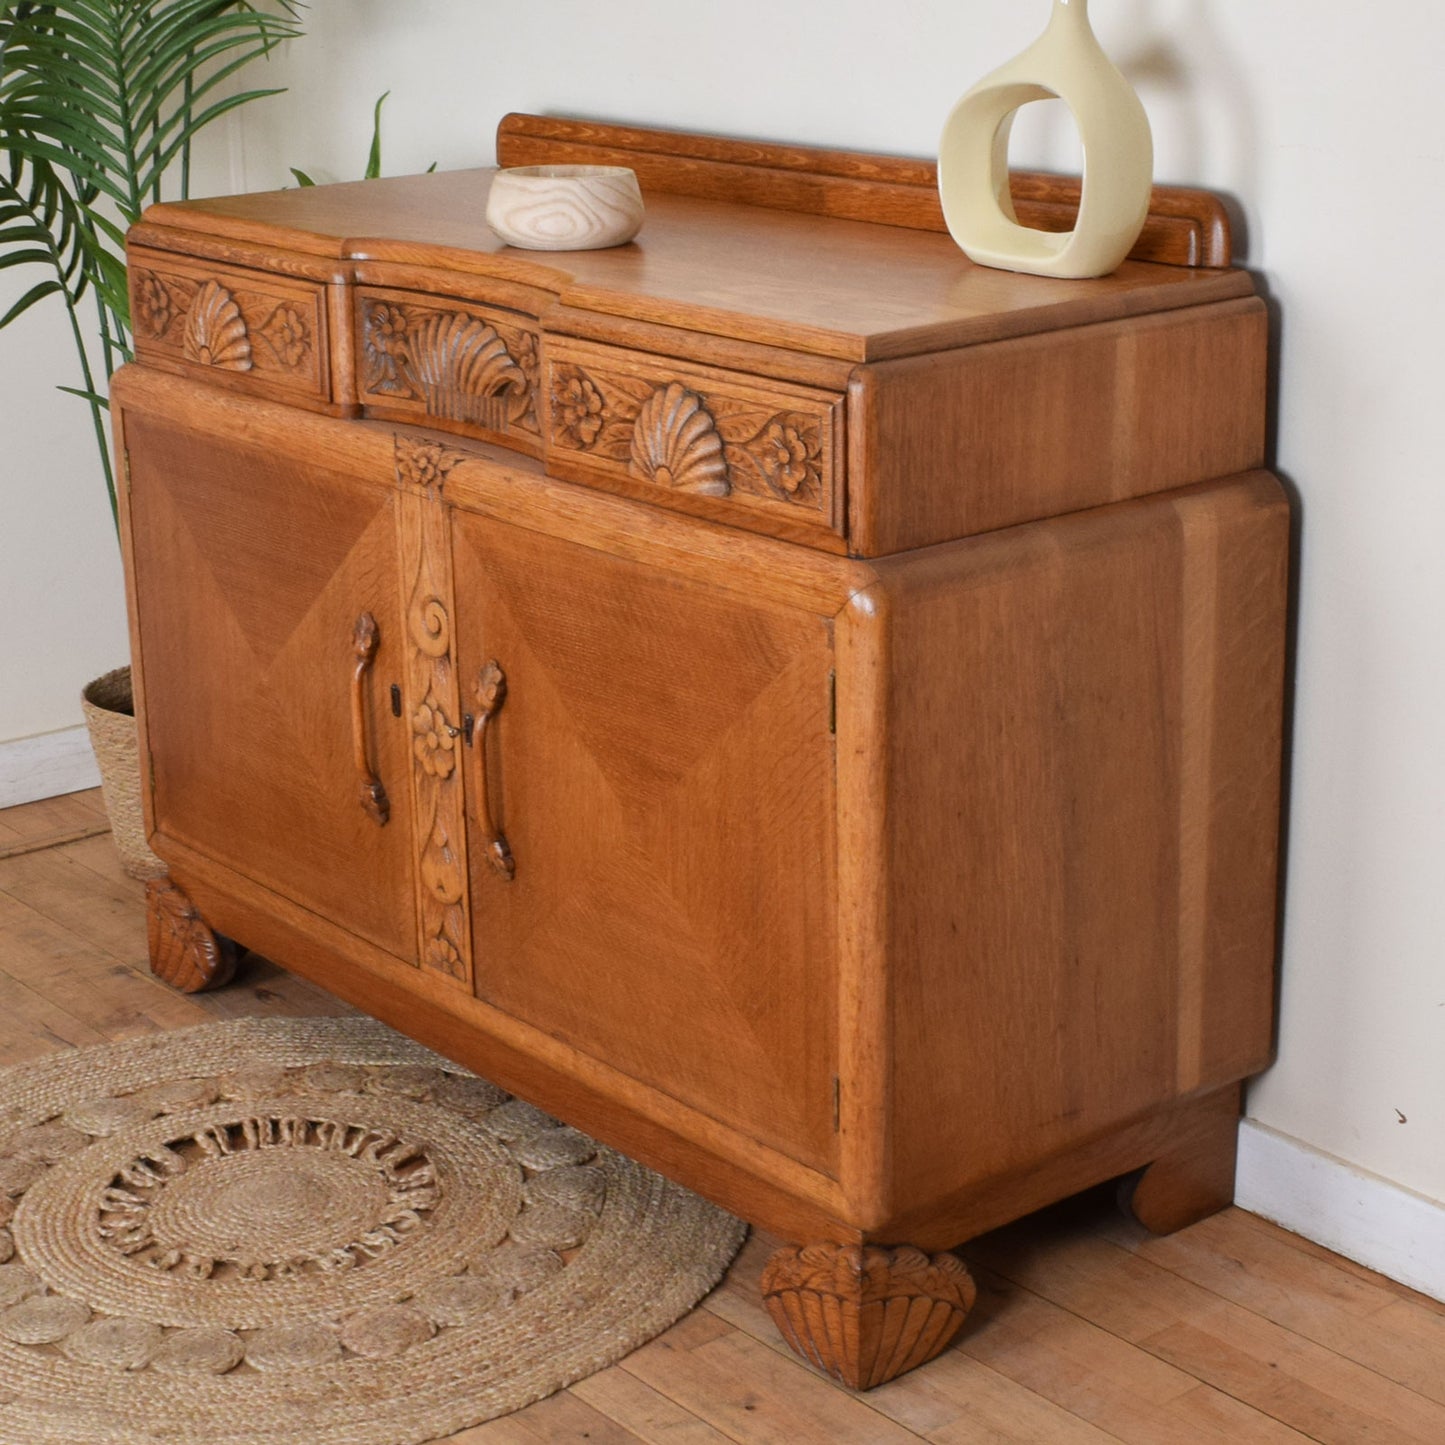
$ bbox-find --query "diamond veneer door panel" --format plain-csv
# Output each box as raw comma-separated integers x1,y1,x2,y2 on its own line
451,513,839,1173
126,412,417,961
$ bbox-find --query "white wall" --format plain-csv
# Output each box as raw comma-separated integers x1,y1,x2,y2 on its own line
0,296,130,742
5,1,1442,1267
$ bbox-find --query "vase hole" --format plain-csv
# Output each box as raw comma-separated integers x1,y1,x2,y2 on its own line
1005,96,1085,178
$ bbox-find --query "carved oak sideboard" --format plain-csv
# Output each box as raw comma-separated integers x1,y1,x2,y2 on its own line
115,115,1288,1389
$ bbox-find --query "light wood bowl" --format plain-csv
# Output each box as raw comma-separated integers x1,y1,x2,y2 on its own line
485,165,644,251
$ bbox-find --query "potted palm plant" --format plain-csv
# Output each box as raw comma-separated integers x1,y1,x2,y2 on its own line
1,0,304,875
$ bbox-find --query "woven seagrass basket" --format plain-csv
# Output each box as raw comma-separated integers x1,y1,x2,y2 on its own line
80,666,167,881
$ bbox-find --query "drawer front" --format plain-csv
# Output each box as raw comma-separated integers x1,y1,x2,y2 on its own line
129,250,329,406
355,287,542,455
544,337,845,544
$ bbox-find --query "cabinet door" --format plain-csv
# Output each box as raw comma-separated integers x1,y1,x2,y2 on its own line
451,513,839,1171
125,411,416,960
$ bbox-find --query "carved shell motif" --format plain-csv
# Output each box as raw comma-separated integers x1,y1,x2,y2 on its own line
182,280,253,371
403,312,526,428
628,383,729,497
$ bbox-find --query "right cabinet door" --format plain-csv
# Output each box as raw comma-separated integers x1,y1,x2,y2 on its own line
450,511,839,1171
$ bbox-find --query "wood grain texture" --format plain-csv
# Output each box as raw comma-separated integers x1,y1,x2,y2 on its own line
881,1087,1250,1252
1119,1085,1242,1236
867,473,1287,1231
145,878,239,992
848,297,1269,554
136,132,1254,366
450,509,841,1174
761,1243,976,1390
0,792,110,859
120,401,419,965
125,223,353,282
495,113,1233,268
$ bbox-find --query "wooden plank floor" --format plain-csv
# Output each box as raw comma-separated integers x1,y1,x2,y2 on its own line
3,791,1443,1444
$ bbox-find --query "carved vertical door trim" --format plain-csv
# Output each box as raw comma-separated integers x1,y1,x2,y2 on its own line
395,442,472,986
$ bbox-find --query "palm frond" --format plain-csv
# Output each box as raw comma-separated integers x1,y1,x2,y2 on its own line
0,150,88,309
3,1,303,220
1,0,308,527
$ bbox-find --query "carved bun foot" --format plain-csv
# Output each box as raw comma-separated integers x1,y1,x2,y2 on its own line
1118,1086,1241,1235
761,1242,976,1390
145,879,241,993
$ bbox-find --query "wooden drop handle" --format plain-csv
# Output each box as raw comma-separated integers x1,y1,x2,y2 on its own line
473,660,515,879
351,613,390,826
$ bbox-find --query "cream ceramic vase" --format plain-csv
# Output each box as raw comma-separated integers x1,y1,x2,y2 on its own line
938,0,1152,278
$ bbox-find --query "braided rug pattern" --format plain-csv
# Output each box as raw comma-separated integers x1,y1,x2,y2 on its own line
0,1017,746,1444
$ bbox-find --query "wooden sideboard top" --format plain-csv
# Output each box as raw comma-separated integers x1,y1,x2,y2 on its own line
133,116,1253,364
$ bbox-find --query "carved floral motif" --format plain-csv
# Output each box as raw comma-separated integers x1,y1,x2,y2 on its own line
394,437,464,495
424,934,464,977
182,280,253,371
759,420,821,499
411,697,457,779
554,372,605,447
418,814,468,978
368,302,411,366
134,272,175,338
629,383,729,496
258,302,310,368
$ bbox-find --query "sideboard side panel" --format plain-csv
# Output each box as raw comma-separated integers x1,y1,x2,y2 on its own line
878,472,1288,1214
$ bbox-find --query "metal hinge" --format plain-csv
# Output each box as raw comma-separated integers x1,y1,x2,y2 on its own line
122,448,132,496
827,669,836,734
832,1076,841,1132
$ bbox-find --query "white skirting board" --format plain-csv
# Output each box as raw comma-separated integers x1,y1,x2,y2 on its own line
1236,1118,1445,1303
0,726,101,809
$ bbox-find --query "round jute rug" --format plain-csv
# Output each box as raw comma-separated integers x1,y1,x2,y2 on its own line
0,1016,746,1445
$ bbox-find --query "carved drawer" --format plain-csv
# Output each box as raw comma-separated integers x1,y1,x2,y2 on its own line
355,287,542,456
128,249,330,407
544,337,846,544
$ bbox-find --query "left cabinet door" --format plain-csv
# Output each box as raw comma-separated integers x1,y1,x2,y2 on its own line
123,407,418,962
